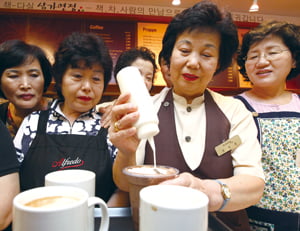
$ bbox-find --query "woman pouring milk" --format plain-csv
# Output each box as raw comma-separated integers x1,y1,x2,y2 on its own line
109,1,265,230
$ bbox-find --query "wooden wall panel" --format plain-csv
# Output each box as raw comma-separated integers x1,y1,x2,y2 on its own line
27,16,83,63
0,14,27,43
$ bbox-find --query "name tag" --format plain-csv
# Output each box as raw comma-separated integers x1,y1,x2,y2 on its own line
215,135,241,156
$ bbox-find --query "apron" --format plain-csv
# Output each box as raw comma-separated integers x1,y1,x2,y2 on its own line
19,109,116,202
235,95,300,231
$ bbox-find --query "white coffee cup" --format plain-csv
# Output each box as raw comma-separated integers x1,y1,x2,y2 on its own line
45,169,96,196
139,185,209,231
13,186,109,231
45,169,96,230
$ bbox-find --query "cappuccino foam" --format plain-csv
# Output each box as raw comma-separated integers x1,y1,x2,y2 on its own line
24,196,79,208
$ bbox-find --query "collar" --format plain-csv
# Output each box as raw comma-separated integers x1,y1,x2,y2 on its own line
172,91,204,107
50,99,98,119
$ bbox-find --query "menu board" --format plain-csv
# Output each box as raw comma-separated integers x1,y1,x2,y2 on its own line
137,22,168,86
208,66,238,88
86,20,136,83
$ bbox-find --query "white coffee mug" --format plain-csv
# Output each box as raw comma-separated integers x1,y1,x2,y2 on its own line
139,185,209,231
45,169,96,231
45,169,96,196
13,186,109,231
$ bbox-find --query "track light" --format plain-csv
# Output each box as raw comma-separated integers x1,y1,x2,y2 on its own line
249,0,259,12
172,0,181,6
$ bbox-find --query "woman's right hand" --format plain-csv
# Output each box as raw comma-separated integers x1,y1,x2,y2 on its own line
108,93,140,155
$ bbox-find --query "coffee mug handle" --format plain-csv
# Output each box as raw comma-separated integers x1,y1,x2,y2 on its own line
88,197,109,231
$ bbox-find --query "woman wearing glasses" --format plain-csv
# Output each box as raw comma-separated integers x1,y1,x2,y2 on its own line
236,21,300,231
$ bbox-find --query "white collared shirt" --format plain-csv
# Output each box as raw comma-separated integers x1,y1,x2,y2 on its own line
137,88,265,180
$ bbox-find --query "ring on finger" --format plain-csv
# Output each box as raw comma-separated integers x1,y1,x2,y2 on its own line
114,121,120,132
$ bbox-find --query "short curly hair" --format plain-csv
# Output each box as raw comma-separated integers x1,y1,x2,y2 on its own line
160,0,238,75
0,40,52,99
237,21,300,81
52,32,112,100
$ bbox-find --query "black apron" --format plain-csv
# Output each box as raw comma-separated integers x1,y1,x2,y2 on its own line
19,109,116,202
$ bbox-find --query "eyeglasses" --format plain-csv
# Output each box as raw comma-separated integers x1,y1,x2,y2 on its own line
244,49,290,64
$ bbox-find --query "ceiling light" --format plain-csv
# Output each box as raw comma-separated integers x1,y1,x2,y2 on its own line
249,0,259,12
172,0,181,6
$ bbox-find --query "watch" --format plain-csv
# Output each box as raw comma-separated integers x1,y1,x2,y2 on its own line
214,179,231,211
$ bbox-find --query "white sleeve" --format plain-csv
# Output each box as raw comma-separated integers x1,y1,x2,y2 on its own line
214,93,265,181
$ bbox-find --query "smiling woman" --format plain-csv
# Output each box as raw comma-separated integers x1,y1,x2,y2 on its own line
236,20,300,231
169,29,220,103
13,32,118,204
0,40,53,138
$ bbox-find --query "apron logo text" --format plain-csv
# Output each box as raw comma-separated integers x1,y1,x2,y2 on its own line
52,157,85,169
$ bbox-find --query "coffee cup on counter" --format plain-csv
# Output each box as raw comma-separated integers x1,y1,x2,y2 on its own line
13,186,109,231
123,165,179,231
139,185,209,231
45,169,96,230
45,169,96,196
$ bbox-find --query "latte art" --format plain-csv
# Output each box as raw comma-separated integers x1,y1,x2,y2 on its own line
24,196,80,208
